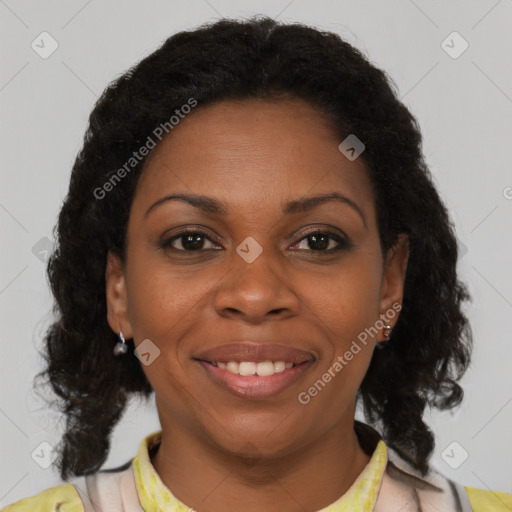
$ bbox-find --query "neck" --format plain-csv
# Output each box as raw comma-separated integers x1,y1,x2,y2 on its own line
151,415,371,512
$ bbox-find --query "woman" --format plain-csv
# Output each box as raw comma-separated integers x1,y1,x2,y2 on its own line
2,16,511,512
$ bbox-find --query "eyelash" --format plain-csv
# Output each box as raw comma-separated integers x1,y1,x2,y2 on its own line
159,228,351,254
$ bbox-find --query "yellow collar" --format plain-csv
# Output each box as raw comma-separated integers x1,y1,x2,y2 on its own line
133,431,387,512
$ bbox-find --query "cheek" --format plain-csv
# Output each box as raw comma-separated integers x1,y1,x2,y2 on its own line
123,251,224,382
125,251,203,340
293,254,382,400
300,257,383,346
123,261,199,409
296,271,378,415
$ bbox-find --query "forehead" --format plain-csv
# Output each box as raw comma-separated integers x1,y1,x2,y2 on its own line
132,98,375,221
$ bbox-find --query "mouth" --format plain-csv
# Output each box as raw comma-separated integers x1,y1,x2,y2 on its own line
204,360,300,375
193,342,316,400
196,359,315,400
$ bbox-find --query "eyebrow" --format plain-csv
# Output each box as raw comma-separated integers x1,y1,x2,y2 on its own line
144,192,366,227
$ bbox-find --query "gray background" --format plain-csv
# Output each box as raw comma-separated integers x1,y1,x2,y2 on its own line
1,0,511,506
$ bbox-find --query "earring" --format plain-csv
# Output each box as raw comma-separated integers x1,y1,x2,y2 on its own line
113,330,129,356
382,325,392,341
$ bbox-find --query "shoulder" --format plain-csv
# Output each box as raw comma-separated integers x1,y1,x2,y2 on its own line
466,486,512,511
0,483,84,511
383,443,511,511
1,458,139,512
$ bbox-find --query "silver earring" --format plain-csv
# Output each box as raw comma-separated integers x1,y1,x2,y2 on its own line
382,325,392,341
114,330,128,356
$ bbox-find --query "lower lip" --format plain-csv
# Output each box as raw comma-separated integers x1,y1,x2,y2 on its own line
197,360,315,400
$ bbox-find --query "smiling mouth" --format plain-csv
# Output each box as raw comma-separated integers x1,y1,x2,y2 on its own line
195,359,315,400
198,359,306,376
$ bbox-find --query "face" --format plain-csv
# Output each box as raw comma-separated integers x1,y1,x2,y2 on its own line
106,97,408,459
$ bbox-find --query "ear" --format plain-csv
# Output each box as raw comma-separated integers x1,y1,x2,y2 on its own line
378,234,409,337
105,250,133,339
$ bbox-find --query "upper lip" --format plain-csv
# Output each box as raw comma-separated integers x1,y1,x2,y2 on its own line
194,343,316,364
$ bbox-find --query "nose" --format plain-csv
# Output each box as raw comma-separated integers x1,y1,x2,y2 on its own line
213,247,300,324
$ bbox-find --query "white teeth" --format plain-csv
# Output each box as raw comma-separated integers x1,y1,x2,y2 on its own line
274,361,285,373
255,361,275,376
226,361,239,374
217,360,295,376
239,362,257,376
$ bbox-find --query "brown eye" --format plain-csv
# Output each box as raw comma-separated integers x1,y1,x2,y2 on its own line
161,230,220,251
290,230,350,252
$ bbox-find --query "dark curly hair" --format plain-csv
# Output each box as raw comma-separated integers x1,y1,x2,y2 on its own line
35,15,472,479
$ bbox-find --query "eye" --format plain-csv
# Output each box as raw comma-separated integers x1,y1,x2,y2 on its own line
161,229,220,251
290,230,350,253
159,228,351,254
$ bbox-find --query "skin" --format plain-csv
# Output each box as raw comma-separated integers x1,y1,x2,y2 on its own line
106,97,409,512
